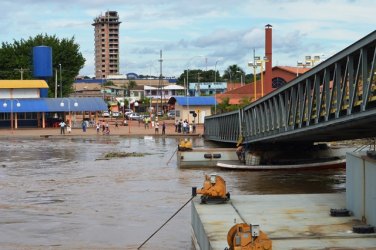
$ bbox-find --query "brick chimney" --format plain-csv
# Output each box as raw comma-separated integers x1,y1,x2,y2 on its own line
264,24,273,95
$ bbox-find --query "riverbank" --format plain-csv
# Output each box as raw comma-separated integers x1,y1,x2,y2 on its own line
0,120,204,137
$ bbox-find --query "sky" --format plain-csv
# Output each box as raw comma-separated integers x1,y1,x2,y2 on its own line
1,0,375,78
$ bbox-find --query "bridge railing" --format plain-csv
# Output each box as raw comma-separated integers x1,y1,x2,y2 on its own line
204,109,242,143
205,30,376,144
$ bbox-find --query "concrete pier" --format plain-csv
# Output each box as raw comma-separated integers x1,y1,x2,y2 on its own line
191,193,376,250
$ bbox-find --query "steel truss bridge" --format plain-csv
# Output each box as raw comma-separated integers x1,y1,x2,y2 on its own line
204,30,376,145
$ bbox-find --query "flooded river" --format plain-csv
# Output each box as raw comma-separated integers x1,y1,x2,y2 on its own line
0,136,347,249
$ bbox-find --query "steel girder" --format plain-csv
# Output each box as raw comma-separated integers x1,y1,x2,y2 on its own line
204,30,376,145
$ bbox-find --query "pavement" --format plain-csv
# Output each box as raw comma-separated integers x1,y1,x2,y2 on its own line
0,119,204,137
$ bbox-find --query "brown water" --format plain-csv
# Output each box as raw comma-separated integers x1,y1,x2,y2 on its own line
0,137,346,249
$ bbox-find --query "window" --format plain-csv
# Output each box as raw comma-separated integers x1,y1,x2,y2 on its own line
272,77,287,88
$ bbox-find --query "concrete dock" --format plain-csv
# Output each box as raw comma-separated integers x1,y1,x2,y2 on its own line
191,193,376,250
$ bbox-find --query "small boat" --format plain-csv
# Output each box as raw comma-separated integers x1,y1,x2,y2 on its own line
177,148,238,168
217,157,346,170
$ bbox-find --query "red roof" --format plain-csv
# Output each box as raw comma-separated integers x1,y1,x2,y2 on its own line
217,66,311,105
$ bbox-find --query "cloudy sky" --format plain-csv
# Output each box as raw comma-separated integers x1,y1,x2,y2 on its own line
1,0,375,77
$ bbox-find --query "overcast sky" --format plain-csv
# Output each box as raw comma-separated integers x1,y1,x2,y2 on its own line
1,0,375,77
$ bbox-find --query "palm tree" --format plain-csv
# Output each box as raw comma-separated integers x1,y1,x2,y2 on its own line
127,80,137,97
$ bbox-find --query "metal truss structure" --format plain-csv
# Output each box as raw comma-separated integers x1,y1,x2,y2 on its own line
205,30,376,145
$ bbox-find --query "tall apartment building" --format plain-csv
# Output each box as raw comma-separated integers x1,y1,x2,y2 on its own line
92,11,121,79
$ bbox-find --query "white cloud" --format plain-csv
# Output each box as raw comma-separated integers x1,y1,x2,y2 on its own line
1,0,374,76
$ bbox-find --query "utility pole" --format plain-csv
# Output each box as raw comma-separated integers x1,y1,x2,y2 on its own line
158,50,163,114
14,68,29,80
55,69,58,98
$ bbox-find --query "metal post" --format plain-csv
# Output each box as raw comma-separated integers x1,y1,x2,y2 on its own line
59,64,62,98
55,68,58,98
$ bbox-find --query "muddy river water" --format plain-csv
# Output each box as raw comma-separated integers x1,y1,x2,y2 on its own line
0,136,347,249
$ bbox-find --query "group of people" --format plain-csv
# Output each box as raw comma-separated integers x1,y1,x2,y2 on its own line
96,120,111,135
174,119,196,134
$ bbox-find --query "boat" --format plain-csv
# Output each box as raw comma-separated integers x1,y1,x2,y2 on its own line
177,147,238,168
217,157,346,170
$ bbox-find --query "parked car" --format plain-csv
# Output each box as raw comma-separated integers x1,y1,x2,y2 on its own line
112,112,120,117
124,109,133,116
102,111,110,117
157,110,164,116
128,113,142,120
167,110,176,119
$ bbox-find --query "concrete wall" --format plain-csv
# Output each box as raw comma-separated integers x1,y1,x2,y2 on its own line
175,103,211,124
346,152,376,226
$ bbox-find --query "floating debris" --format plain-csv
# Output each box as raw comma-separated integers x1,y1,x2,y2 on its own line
104,151,149,159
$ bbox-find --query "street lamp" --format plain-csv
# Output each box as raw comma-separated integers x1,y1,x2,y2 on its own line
248,61,258,101
305,55,321,67
186,55,204,96
296,61,308,76
3,99,21,133
214,60,220,114
236,70,244,86
59,63,62,98
60,98,78,127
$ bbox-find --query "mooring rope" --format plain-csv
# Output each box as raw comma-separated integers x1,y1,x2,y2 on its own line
137,196,194,249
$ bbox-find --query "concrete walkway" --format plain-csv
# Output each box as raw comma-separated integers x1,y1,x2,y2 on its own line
0,120,203,137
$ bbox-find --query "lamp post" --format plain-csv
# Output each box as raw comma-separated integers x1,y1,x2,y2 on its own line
3,99,21,133
248,61,258,101
236,70,244,86
59,63,62,98
296,61,308,76
305,55,321,67
214,60,220,114
186,55,204,96
60,98,78,128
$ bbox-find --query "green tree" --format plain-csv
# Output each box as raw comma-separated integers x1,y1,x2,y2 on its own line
0,34,85,97
127,80,137,96
223,64,244,83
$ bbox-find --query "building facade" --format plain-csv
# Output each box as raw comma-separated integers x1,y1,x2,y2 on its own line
92,11,121,79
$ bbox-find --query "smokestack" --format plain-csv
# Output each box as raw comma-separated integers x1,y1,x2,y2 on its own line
264,24,273,95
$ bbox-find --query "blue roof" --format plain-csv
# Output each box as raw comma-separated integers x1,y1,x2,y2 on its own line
173,96,217,106
0,98,107,113
74,79,105,84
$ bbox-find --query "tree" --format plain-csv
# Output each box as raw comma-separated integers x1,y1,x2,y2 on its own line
176,69,224,85
223,64,244,83
127,80,137,96
0,34,85,97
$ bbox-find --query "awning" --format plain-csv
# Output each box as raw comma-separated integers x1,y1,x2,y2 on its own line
0,97,107,113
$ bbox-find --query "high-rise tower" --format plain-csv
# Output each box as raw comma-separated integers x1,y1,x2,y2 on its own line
92,11,121,78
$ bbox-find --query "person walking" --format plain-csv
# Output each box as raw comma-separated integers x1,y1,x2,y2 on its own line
155,121,159,134
175,120,178,132
96,123,100,134
59,120,66,135
82,120,87,132
162,121,166,135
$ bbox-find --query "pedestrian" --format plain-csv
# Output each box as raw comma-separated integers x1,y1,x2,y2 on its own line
155,121,159,134
162,121,166,135
82,120,87,132
102,120,105,132
182,120,187,134
177,119,182,133
66,123,72,133
59,120,66,135
96,123,100,134
115,120,118,128
192,121,196,134
175,120,178,132
144,117,148,129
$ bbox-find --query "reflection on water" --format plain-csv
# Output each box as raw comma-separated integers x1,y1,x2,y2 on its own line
0,137,346,249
